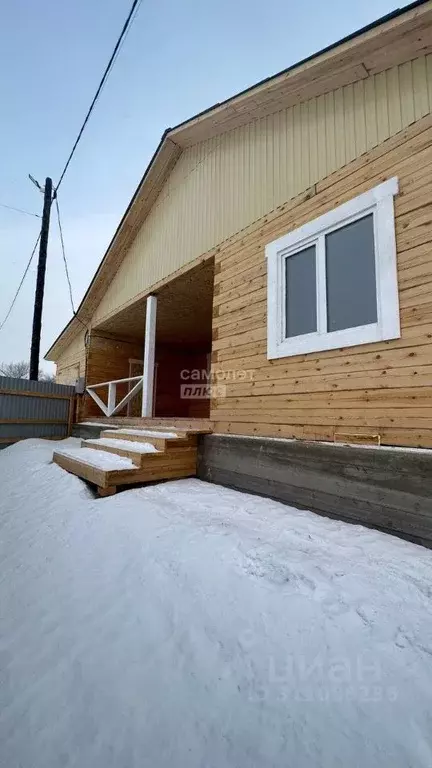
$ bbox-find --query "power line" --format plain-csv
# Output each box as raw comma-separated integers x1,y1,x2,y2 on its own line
0,230,41,332
0,202,41,218
97,0,141,101
55,0,143,192
55,130,226,338
54,196,75,314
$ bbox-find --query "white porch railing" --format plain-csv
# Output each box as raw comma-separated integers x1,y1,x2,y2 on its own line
86,293,157,419
86,376,143,418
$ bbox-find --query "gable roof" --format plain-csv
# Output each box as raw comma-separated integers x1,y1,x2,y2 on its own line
46,0,432,360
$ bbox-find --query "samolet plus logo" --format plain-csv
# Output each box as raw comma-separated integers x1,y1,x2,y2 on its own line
180,367,254,398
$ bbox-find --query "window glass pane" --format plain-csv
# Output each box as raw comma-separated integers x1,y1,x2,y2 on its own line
325,213,377,332
285,246,317,338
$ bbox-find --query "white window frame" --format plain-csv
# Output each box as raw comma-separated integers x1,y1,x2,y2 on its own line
266,177,400,360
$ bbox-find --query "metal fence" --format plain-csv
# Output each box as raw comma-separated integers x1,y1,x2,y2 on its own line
0,377,75,449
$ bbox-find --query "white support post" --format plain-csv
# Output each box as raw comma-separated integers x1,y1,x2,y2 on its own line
142,295,157,417
107,382,117,417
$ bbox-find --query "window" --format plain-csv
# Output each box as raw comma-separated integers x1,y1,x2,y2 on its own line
266,177,400,359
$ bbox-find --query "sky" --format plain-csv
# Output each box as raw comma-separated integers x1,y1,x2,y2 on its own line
0,0,414,374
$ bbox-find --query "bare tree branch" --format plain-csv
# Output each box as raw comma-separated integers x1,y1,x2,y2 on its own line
0,361,30,378
0,361,56,381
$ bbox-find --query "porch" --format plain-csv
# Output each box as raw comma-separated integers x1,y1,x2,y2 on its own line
53,259,215,494
81,258,215,424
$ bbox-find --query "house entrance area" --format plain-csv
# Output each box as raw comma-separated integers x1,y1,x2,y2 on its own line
83,258,215,423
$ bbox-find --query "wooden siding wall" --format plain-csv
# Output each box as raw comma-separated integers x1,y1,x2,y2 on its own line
55,330,87,385
83,334,143,419
210,115,432,449
82,337,210,420
92,56,432,326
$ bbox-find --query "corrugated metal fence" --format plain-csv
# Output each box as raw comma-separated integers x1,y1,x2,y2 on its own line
0,377,75,449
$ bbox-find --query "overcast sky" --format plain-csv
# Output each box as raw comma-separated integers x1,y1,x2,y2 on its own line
0,0,413,373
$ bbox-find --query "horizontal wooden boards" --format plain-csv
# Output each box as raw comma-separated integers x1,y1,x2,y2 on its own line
211,422,432,449
53,451,108,488
95,417,213,432
211,116,432,448
53,424,200,491
82,439,196,468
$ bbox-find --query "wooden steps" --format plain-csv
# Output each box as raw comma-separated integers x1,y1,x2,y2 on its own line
53,428,204,496
79,417,213,433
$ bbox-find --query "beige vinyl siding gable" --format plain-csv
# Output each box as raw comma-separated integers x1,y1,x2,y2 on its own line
55,330,87,384
92,56,432,326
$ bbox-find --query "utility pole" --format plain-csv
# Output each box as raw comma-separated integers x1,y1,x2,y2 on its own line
29,177,53,380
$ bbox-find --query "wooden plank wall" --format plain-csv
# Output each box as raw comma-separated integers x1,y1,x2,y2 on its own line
83,333,143,419
85,340,211,420
211,114,432,448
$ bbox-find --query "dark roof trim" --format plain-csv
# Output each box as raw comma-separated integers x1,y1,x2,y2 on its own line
169,0,428,134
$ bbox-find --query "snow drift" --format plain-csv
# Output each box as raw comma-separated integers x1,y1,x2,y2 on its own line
1,438,432,767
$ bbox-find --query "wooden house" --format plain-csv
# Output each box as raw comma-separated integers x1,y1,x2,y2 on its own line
47,1,432,543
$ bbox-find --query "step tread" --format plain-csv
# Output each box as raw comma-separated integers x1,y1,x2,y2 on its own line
113,428,181,438
54,443,198,491
79,422,120,428
54,447,136,472
84,437,160,454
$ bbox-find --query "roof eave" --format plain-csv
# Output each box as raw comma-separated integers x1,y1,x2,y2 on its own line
45,0,432,361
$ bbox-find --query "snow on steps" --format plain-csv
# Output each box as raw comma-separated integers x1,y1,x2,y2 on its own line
99,428,196,452
83,437,160,466
53,447,136,471
53,428,204,497
111,428,180,439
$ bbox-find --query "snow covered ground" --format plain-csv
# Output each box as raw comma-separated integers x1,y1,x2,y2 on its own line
1,438,432,768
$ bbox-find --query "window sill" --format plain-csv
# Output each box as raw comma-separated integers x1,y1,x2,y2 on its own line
267,321,401,360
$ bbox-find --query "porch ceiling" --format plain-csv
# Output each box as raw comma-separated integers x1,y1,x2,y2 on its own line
94,259,215,346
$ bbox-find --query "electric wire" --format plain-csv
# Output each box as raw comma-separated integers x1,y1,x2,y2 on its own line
55,0,143,191
0,202,40,218
54,196,75,314
0,231,41,332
